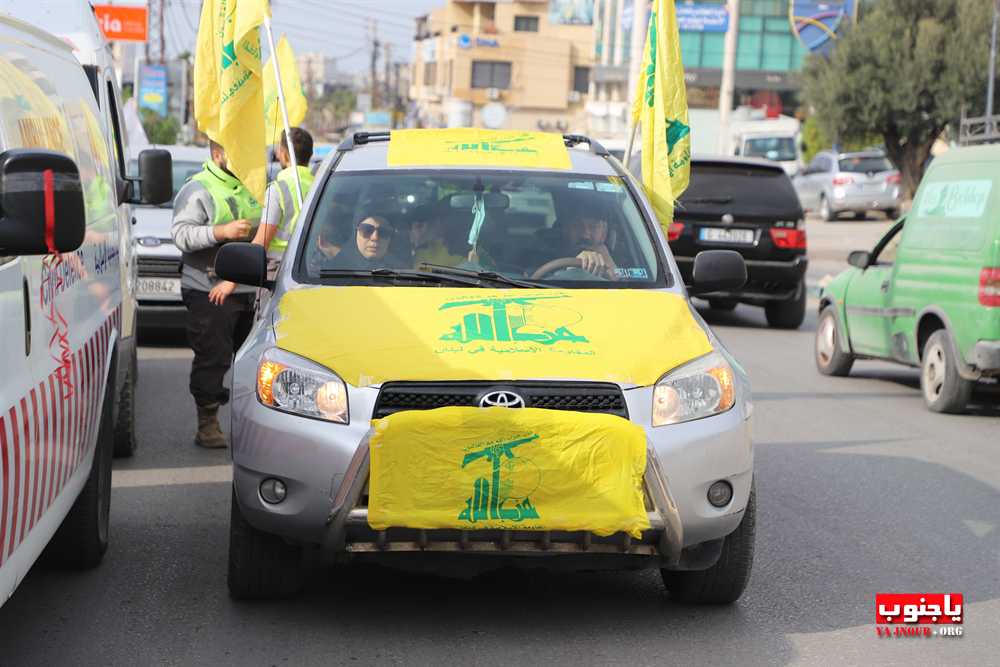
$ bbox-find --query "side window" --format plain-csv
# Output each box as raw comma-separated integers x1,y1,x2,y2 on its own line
873,221,904,265
819,156,833,172
105,79,127,182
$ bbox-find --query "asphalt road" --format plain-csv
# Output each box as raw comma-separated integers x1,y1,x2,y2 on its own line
2,219,998,666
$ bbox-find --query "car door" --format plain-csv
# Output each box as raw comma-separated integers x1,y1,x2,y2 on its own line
844,221,905,357
795,156,822,210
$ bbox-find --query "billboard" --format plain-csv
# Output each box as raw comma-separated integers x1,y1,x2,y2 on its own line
549,0,594,26
138,64,168,117
677,4,729,33
93,4,148,42
789,1,857,52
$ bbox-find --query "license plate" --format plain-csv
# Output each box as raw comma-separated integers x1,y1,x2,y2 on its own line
699,227,755,244
137,277,181,299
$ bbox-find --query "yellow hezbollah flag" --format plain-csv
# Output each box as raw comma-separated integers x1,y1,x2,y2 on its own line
387,128,572,170
631,0,691,233
263,35,308,146
194,0,270,201
368,407,650,539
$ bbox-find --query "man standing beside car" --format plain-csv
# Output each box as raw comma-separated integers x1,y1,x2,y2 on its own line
171,141,262,448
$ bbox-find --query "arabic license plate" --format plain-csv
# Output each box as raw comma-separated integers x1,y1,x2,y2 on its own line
137,277,181,300
699,227,755,244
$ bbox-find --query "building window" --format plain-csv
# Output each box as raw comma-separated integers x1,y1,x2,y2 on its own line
423,61,436,86
573,67,590,94
471,61,511,89
514,15,539,32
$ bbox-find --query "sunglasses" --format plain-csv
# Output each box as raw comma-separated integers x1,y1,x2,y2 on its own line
357,222,394,239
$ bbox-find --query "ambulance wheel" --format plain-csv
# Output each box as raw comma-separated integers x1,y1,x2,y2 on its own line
228,487,304,600
113,342,138,458
43,361,114,569
661,483,755,605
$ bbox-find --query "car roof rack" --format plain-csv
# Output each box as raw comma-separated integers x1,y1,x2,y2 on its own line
337,131,391,152
563,134,609,157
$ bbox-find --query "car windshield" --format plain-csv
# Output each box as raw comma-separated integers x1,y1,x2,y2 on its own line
297,170,666,288
838,155,892,173
128,159,204,206
742,137,797,162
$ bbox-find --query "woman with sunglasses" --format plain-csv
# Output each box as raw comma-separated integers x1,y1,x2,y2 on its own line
323,215,404,270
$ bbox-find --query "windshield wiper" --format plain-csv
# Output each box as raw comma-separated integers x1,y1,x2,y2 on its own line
682,196,733,204
319,268,483,287
417,263,550,289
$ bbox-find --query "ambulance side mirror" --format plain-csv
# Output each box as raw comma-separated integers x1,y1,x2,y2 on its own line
133,149,173,206
216,242,269,288
0,149,85,255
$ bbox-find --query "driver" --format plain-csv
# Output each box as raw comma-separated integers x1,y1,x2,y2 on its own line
540,214,618,279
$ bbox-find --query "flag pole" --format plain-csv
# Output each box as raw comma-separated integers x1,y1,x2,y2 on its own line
624,0,649,167
263,17,303,207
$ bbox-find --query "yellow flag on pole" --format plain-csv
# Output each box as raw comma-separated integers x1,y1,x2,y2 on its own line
193,0,270,202
631,0,691,234
264,35,308,146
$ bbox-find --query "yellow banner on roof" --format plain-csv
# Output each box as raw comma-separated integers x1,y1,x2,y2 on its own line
387,128,572,170
368,407,650,538
274,287,712,387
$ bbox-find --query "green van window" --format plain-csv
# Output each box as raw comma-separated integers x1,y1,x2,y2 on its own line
915,180,992,218
904,164,996,251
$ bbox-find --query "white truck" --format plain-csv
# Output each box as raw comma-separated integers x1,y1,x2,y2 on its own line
729,115,803,176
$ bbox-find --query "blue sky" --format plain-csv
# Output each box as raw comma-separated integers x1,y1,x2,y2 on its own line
165,0,441,73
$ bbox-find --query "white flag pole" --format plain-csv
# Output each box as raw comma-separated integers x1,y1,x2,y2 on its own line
263,17,303,207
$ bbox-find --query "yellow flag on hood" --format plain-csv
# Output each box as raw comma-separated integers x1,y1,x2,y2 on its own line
263,35,308,147
193,0,270,201
631,0,691,234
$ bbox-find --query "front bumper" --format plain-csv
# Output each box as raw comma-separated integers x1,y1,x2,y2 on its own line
676,255,808,301
137,302,187,331
973,340,1000,373
230,381,753,570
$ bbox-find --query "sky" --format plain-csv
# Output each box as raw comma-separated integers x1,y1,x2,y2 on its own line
163,0,442,73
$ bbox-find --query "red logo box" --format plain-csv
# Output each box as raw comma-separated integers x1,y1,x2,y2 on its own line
876,593,963,624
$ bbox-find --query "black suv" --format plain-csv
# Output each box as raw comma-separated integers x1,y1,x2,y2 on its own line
630,155,808,329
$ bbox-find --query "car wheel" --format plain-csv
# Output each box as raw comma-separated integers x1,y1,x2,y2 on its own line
662,482,755,604
113,343,138,458
228,487,304,600
708,298,738,312
42,361,115,569
815,307,854,376
819,195,835,222
921,330,973,414
764,281,806,329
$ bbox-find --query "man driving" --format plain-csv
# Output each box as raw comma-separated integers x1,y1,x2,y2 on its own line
537,212,618,279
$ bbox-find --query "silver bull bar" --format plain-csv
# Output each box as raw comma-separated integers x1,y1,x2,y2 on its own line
323,434,684,565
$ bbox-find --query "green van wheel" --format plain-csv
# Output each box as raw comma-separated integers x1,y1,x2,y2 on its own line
921,330,973,413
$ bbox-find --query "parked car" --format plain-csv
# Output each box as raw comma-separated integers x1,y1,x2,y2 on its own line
793,150,901,221
215,130,756,604
815,144,1000,413
129,145,208,331
631,153,808,328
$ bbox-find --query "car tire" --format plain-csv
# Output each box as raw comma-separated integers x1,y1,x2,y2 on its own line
708,298,738,312
113,343,138,458
42,363,114,569
661,482,755,605
921,330,973,414
228,487,304,600
815,307,854,376
764,281,806,329
819,195,835,222
884,208,899,220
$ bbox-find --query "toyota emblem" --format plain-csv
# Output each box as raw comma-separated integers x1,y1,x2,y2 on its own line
479,390,526,408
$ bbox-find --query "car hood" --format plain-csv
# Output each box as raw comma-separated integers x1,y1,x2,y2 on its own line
273,287,713,387
132,205,175,241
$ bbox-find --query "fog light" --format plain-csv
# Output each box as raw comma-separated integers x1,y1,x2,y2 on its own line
259,478,287,504
707,480,733,508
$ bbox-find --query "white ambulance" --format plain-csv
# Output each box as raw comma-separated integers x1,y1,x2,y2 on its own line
0,15,170,604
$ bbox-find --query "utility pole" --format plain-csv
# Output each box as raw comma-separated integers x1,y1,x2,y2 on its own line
627,0,649,111
384,42,393,111
988,0,999,120
370,19,380,109
159,0,166,65
718,0,740,153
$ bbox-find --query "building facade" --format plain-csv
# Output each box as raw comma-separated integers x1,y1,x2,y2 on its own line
410,1,595,131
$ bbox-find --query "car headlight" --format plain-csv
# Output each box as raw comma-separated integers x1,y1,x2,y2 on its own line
652,351,735,426
256,348,349,424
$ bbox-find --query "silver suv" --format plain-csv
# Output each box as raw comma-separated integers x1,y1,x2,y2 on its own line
216,131,756,604
793,150,901,221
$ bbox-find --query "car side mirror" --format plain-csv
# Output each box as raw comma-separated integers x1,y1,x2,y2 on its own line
216,242,269,287
689,250,747,295
0,149,85,255
847,250,871,269
133,149,173,205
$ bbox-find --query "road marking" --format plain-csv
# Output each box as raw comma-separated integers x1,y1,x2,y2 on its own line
112,465,232,488
963,519,994,538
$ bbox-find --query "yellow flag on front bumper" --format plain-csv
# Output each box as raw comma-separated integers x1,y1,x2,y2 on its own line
631,0,691,234
194,0,269,201
263,35,308,146
368,407,650,539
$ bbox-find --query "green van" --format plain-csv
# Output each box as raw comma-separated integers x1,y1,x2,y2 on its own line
814,144,1000,413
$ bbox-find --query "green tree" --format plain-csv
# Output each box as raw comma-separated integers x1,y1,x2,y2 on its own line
802,0,993,198
140,108,180,145
799,115,879,163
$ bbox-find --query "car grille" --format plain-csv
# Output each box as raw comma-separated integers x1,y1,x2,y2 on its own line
372,381,628,419
137,257,182,277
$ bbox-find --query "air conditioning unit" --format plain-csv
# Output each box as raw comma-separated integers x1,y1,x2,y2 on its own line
486,87,501,100
567,90,582,103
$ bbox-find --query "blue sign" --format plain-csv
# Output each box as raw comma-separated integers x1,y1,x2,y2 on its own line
677,4,729,33
457,34,500,49
138,64,168,117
